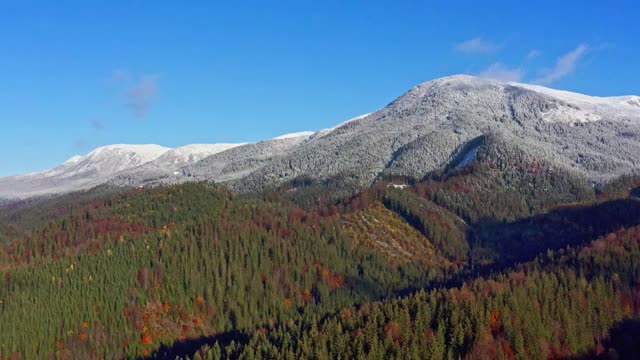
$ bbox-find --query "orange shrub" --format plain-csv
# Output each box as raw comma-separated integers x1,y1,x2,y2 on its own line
489,309,502,336
383,321,401,343
141,333,152,345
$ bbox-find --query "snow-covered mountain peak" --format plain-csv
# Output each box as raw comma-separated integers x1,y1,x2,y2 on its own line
153,143,245,166
84,144,170,160
63,155,82,165
313,112,374,138
511,82,640,123
625,96,640,108
389,75,638,125
511,82,637,107
49,144,170,180
418,74,500,91
272,131,315,140
2,74,640,202
404,74,638,111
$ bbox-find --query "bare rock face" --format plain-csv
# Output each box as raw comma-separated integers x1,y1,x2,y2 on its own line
2,75,639,201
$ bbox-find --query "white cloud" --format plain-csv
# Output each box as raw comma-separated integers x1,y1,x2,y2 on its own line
526,49,542,59
478,63,523,82
73,139,88,150
454,37,499,54
91,119,105,130
127,75,159,118
111,69,131,84
534,44,588,85
110,70,160,118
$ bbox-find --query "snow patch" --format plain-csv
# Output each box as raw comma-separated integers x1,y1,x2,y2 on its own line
156,143,244,165
511,82,640,122
314,112,373,138
328,112,372,130
456,144,480,169
273,131,315,140
63,155,82,165
388,184,409,189
541,106,602,124
86,144,171,160
626,97,640,108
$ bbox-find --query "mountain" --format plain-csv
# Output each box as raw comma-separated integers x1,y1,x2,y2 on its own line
1,75,639,202
2,76,640,359
107,143,246,188
109,134,312,188
152,144,244,166
0,144,170,200
185,75,640,193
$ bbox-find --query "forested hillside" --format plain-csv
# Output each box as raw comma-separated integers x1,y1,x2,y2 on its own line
1,172,639,359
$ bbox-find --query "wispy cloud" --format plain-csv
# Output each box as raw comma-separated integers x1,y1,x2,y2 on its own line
526,49,542,59
454,37,500,54
91,119,105,130
534,44,588,85
127,75,159,118
111,69,131,84
478,63,523,82
111,70,160,118
73,139,88,150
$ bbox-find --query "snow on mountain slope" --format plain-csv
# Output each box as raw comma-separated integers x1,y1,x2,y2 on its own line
2,74,640,202
63,155,82,165
455,144,481,169
313,112,373,138
217,74,640,192
153,143,244,166
106,143,248,185
512,82,640,124
158,135,313,186
626,97,640,108
62,144,171,177
272,131,315,140
0,144,170,199
513,82,640,109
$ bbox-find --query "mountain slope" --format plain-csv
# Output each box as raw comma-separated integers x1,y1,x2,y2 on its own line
216,75,640,193
0,144,170,200
107,143,245,187
2,180,639,359
2,75,639,201
110,134,312,188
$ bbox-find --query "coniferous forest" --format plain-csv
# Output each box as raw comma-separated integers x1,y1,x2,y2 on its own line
3,3,640,359
1,164,640,359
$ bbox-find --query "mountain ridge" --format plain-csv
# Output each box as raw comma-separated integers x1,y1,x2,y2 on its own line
2,74,639,201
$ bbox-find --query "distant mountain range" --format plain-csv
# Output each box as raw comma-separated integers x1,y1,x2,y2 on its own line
2,74,639,202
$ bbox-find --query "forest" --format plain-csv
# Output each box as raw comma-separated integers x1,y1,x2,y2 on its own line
1,163,639,359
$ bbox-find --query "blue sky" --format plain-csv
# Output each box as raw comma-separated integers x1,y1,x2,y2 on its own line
1,1,638,176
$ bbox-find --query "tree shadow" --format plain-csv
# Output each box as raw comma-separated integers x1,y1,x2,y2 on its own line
348,198,640,302
470,198,640,268
143,199,640,360
564,319,640,359
141,330,249,360
631,186,640,198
